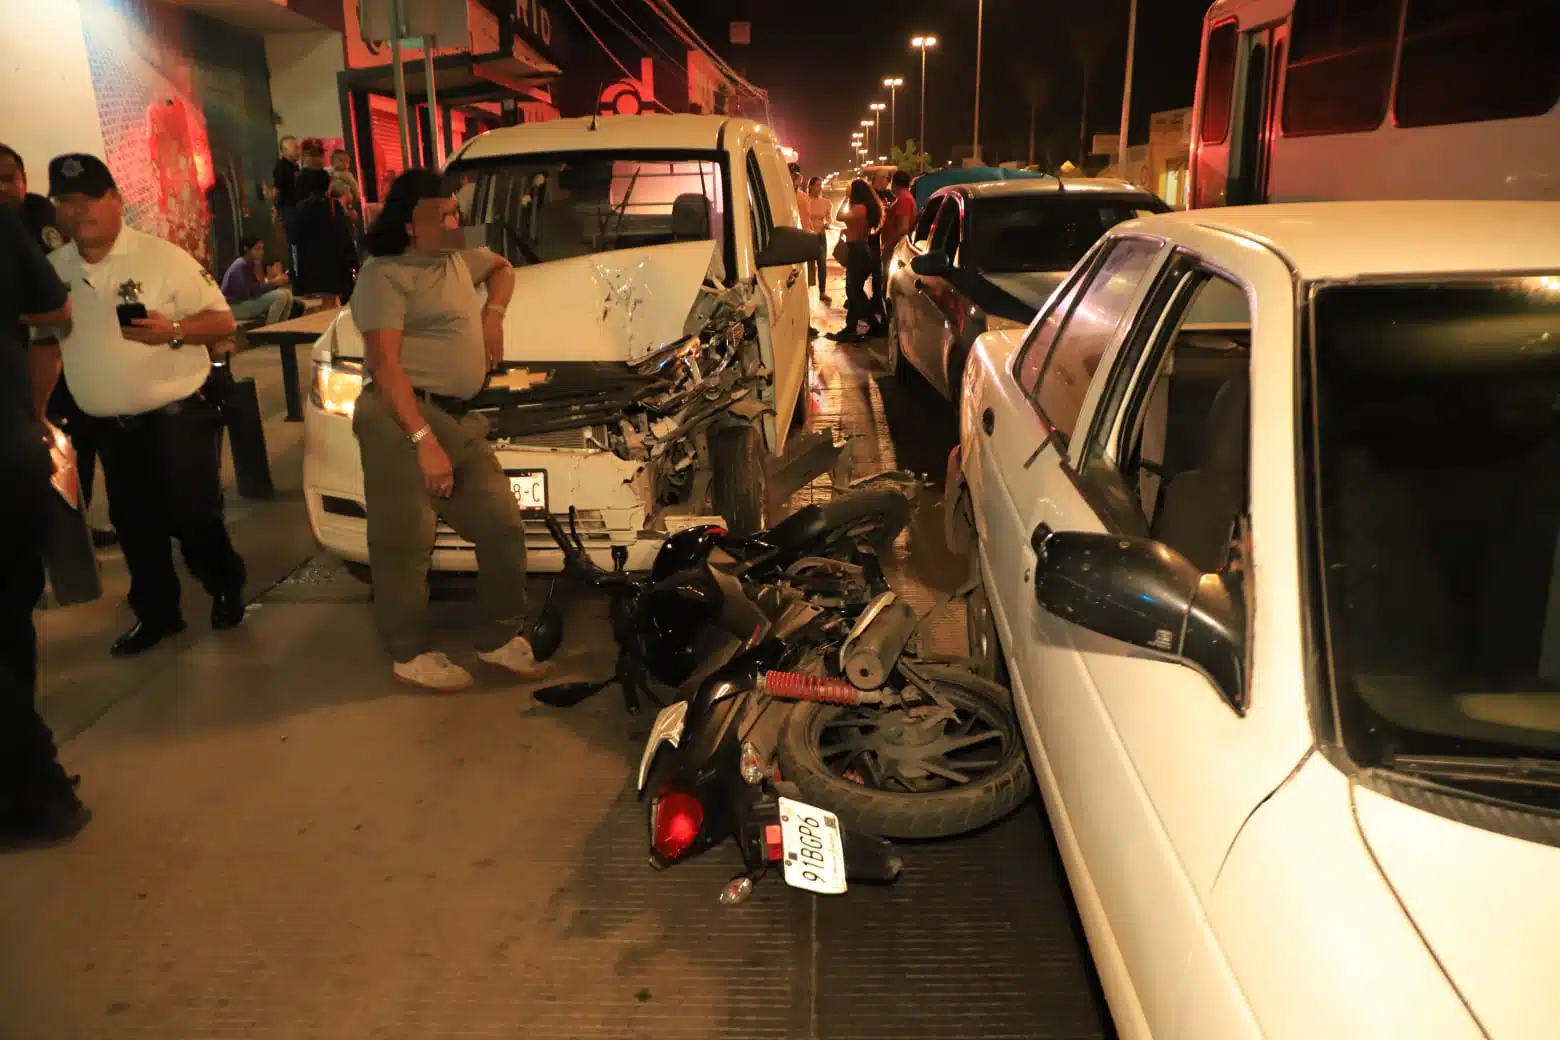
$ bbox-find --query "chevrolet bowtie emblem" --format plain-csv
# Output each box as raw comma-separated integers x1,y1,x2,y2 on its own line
61,158,83,177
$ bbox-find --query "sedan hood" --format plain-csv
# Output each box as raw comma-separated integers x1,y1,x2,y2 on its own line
985,271,1068,314
324,240,720,364
1354,778,1560,1038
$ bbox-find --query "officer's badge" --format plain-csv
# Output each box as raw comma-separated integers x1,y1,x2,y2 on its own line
61,158,83,178
116,279,143,303
40,226,63,251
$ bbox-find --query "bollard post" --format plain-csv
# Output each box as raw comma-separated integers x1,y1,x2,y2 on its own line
223,375,276,500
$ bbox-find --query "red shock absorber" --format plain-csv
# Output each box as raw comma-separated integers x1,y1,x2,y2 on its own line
762,670,861,706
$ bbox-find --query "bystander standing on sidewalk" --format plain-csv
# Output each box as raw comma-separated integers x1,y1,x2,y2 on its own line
44,154,247,659
0,204,90,848
349,168,549,693
0,143,114,547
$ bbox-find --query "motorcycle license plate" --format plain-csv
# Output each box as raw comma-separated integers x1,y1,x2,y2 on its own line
636,700,688,794
778,797,848,895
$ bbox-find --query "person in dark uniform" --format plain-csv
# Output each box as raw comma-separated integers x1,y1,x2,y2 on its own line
0,143,113,547
0,203,90,847
45,154,246,658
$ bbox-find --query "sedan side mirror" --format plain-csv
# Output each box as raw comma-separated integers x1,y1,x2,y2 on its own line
756,226,823,269
911,251,954,279
1030,527,1246,711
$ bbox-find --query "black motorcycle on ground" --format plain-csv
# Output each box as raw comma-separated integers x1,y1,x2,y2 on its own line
535,490,1032,901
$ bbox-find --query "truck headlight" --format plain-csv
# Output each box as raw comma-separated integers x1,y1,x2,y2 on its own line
311,358,363,418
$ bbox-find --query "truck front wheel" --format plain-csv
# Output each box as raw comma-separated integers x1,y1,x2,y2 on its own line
711,422,767,536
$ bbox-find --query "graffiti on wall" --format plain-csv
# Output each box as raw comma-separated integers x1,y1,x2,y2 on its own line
78,0,281,272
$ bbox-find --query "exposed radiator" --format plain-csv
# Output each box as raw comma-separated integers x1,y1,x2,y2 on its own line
491,426,605,451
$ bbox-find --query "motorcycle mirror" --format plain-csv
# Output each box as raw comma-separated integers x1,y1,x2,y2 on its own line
530,581,564,662
535,679,612,707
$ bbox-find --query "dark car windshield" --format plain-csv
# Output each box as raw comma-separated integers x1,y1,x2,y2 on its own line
964,195,1165,274
1308,275,1560,795
448,150,728,270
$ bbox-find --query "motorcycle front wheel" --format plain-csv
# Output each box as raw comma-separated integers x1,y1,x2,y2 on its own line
774,666,1033,840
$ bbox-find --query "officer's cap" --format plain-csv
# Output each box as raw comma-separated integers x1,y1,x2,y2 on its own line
48,154,117,199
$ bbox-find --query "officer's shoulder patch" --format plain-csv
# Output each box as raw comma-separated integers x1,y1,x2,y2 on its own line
200,267,217,286
41,226,64,251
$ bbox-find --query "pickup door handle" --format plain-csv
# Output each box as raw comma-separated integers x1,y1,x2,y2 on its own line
982,408,995,436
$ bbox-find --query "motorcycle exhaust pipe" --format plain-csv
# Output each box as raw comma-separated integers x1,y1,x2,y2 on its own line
840,593,920,690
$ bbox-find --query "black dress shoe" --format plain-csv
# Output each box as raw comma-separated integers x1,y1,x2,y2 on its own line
110,619,186,658
211,590,246,631
0,783,92,850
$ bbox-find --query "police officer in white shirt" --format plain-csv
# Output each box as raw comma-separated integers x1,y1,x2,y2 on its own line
44,154,247,658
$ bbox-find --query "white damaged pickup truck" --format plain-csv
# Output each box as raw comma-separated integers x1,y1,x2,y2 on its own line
303,114,819,573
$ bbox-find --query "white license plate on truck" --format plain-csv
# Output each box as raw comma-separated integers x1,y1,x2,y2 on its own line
507,470,547,512
779,796,848,895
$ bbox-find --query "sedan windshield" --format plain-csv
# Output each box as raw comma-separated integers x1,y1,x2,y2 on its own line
964,196,1165,274
1308,275,1560,790
448,150,727,270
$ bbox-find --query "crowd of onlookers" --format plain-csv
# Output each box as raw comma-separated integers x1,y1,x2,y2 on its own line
790,162,918,343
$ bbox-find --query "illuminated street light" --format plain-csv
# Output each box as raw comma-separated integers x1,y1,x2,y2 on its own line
870,102,886,159
883,78,904,151
911,35,938,169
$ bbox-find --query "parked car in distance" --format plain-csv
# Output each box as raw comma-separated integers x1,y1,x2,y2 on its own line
949,200,1560,1039
887,177,1168,404
304,114,818,575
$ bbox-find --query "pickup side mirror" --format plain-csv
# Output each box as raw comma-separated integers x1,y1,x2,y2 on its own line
911,251,954,279
1030,527,1246,711
756,226,822,269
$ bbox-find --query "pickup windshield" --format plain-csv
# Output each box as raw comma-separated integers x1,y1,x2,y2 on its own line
1308,275,1560,800
448,150,728,271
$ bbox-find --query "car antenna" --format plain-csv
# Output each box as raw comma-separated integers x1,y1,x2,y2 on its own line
588,84,603,131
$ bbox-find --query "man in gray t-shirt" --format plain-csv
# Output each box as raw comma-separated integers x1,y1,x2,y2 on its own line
348,169,550,693
351,246,497,400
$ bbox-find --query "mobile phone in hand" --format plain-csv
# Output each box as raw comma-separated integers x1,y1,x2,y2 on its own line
116,303,148,327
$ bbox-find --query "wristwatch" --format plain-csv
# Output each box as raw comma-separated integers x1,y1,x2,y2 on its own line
169,321,185,350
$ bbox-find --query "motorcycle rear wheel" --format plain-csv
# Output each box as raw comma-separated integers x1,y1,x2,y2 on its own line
774,665,1033,840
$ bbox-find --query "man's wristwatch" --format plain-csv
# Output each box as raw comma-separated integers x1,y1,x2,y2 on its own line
169,321,185,349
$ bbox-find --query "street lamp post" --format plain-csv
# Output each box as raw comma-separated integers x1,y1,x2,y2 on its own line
1117,0,1139,174
883,78,903,153
911,36,938,169
861,119,876,159
871,102,886,159
973,0,985,164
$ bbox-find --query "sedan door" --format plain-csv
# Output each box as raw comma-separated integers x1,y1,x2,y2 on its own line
902,197,964,393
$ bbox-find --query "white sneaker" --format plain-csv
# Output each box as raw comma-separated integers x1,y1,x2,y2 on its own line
393,652,475,692
477,636,551,680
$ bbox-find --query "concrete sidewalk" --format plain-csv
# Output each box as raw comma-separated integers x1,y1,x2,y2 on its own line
38,346,319,743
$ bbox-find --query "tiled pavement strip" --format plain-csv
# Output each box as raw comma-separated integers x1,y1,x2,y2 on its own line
0,267,1111,1039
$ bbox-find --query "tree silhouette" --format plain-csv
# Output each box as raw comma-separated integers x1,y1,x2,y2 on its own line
1020,72,1054,169
1071,5,1125,164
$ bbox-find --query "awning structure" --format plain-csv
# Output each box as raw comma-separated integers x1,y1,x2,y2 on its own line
340,49,557,107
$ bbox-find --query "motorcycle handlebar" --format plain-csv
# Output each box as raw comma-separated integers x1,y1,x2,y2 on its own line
541,509,636,588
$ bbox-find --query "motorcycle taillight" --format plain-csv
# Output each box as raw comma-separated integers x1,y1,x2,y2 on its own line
651,785,705,862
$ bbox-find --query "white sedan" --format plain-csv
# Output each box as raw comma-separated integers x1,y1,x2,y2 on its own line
950,201,1560,1039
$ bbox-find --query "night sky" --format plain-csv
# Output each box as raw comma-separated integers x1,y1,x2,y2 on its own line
673,0,1214,171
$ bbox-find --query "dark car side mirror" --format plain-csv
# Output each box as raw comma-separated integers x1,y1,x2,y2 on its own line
756,226,822,269
911,251,954,278
1030,527,1246,711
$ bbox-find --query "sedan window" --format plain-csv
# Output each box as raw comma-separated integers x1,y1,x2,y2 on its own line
1031,237,1166,442
913,198,942,245
965,197,1166,275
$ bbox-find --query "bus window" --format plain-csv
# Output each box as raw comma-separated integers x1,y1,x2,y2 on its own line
1282,0,1401,135
1395,0,1560,127
1200,22,1239,145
